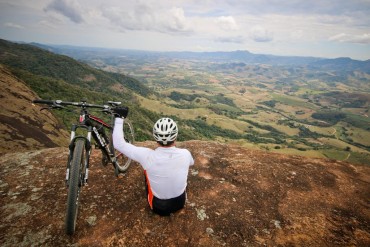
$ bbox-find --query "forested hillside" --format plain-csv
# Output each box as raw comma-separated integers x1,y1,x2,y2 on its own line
0,39,152,98
0,39,160,141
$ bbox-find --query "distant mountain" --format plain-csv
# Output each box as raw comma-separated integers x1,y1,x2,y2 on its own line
309,57,370,73
163,50,323,66
30,43,322,66
28,42,370,73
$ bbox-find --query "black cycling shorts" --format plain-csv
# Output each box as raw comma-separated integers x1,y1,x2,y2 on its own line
152,191,186,216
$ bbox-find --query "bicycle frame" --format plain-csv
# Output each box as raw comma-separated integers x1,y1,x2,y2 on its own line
65,107,116,186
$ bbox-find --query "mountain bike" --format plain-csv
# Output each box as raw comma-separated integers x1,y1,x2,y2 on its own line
32,99,135,235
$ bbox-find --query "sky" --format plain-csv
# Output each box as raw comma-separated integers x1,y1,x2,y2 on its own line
1,0,370,60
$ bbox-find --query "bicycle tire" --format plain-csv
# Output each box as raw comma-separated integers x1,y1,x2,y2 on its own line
65,139,86,235
111,119,135,174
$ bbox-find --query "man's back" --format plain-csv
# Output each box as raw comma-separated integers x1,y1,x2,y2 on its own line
143,146,193,199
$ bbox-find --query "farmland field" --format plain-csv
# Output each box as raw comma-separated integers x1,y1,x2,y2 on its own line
69,49,370,165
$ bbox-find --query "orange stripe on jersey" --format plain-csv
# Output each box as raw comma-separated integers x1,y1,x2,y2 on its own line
144,170,154,209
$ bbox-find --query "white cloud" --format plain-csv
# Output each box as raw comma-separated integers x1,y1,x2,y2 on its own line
250,26,273,42
44,0,84,23
221,0,370,17
101,3,191,34
215,16,239,31
166,7,189,32
4,22,24,29
329,33,370,44
1,0,370,59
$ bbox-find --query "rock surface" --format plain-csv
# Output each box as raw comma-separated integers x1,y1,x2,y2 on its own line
0,64,69,154
1,141,369,246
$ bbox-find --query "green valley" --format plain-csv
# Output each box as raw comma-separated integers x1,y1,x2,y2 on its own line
58,46,370,165
2,40,370,165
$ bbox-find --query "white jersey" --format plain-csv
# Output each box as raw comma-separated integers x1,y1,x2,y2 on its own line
113,118,194,199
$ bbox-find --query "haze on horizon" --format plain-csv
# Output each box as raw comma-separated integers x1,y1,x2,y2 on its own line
1,0,370,61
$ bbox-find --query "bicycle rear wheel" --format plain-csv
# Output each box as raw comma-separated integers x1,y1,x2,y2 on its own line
65,139,86,235
111,119,135,174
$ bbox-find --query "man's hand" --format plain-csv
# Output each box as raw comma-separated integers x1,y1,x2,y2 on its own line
112,106,129,118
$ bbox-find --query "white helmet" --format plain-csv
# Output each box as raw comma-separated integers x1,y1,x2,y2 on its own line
153,118,178,145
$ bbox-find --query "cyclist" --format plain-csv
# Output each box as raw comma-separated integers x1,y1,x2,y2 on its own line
112,107,194,216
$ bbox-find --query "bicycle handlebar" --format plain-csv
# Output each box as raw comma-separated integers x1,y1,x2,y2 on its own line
32,99,122,109
33,99,54,105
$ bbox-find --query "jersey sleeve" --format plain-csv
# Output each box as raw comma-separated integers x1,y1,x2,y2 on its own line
187,149,195,166
113,118,153,165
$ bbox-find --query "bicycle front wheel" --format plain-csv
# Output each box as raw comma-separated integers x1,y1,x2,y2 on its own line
65,139,86,235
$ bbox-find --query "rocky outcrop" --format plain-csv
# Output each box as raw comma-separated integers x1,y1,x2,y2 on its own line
1,141,369,246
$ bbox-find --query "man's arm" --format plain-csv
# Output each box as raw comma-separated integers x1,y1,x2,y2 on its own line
113,118,152,164
188,150,195,166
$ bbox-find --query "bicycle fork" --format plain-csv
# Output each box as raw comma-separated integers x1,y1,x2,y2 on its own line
65,124,92,187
